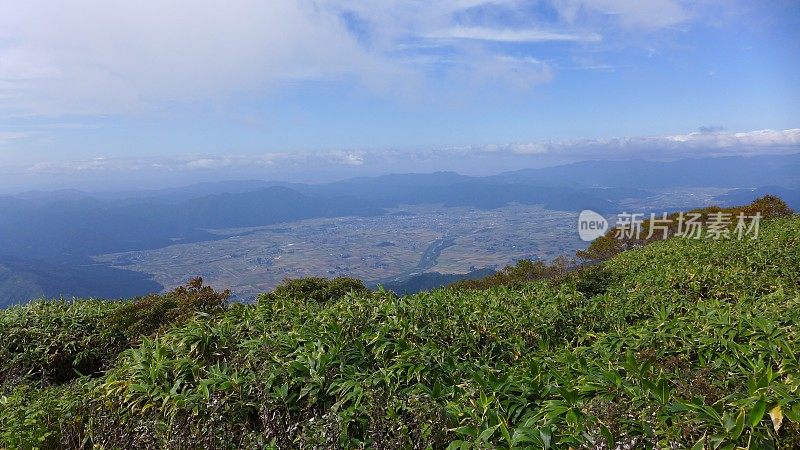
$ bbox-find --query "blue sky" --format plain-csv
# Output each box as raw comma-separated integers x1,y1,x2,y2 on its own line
0,0,798,191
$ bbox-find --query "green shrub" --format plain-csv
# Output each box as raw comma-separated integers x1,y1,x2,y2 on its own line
0,382,89,450
743,194,795,218
0,299,121,387
258,276,369,304
451,256,570,290
0,278,229,390
106,277,229,341
575,234,624,261
574,263,617,298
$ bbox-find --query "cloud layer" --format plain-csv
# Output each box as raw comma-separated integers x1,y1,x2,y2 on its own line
488,128,800,159
0,0,716,116
0,0,388,115
19,128,800,177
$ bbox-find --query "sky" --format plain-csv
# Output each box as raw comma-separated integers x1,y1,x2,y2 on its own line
0,0,799,191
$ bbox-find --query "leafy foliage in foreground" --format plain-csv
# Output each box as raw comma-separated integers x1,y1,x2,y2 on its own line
1,216,799,449
0,299,120,387
0,278,229,389
106,277,229,342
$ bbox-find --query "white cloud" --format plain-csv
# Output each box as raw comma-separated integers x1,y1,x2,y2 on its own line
325,151,365,166
0,0,395,115
664,128,800,152
552,0,690,28
425,27,602,43
0,131,33,145
505,128,800,158
0,0,716,117
24,150,366,174
26,157,135,173
23,128,800,176
181,154,282,170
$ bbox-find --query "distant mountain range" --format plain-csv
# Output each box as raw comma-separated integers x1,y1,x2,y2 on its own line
1,153,798,306
712,186,800,210
496,153,800,189
0,187,382,263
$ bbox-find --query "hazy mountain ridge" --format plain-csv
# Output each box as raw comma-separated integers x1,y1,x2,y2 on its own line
713,186,800,210
1,153,798,305
498,153,800,188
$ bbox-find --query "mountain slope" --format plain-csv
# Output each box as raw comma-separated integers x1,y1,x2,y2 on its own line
1,215,798,448
0,256,162,308
0,187,382,263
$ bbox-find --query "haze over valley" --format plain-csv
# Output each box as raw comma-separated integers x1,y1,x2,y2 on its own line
1,154,798,304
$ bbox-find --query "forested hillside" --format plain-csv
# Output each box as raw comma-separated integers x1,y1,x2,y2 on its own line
1,212,799,448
